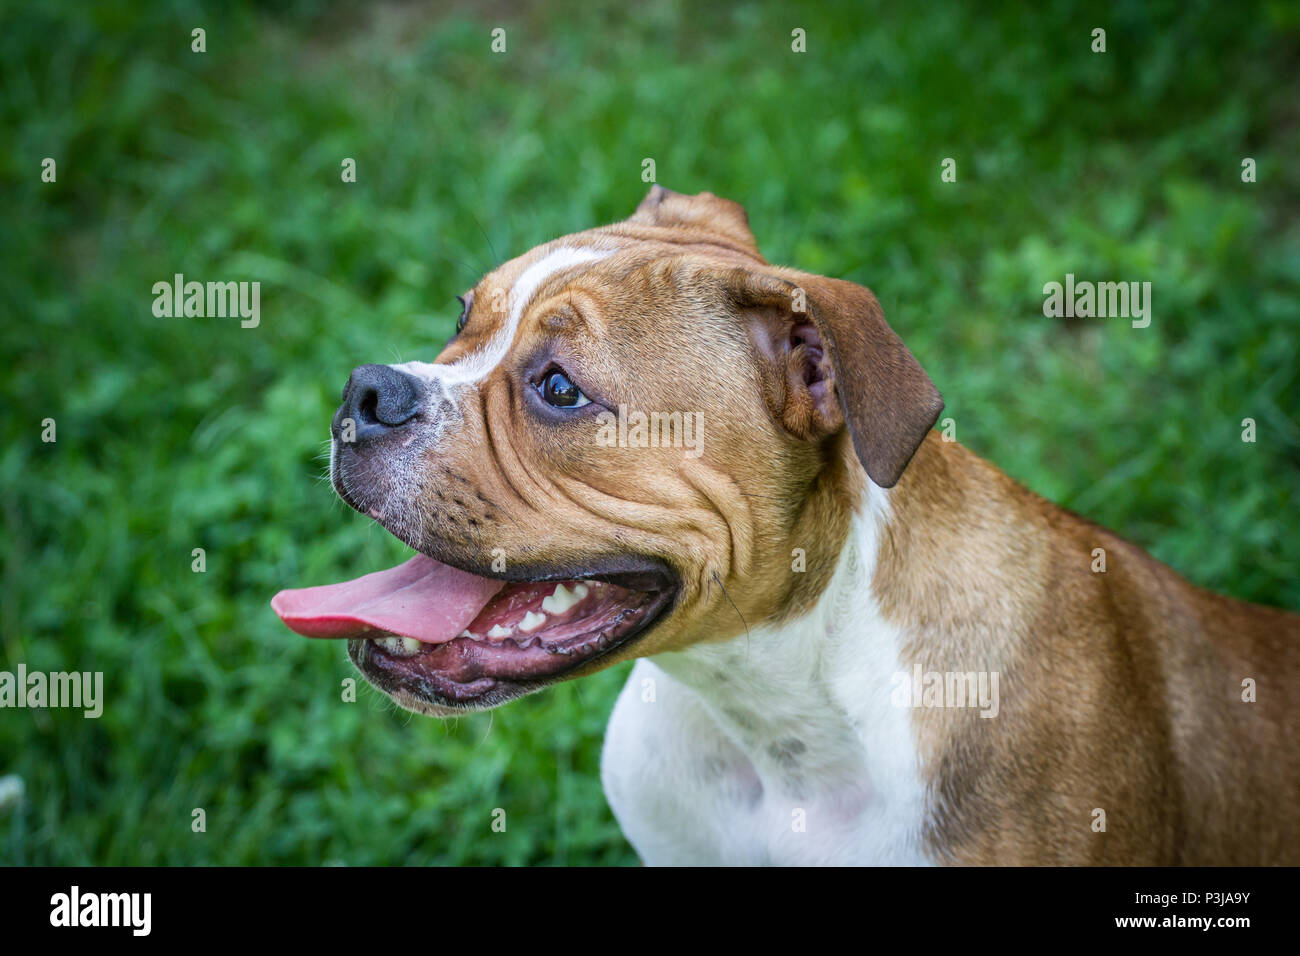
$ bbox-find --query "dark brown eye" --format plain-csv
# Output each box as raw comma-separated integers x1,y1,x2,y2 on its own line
539,369,590,408
455,295,469,334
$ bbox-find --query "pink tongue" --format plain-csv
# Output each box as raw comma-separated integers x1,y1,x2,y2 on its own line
270,554,505,643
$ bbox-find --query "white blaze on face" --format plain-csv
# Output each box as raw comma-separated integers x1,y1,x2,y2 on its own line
395,246,612,394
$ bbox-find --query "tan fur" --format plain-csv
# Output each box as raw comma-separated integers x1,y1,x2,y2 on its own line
880,433,1300,864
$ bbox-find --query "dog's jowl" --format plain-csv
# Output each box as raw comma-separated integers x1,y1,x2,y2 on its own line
272,187,1300,866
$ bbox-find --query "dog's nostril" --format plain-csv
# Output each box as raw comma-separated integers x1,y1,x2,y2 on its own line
337,364,424,442
357,388,381,426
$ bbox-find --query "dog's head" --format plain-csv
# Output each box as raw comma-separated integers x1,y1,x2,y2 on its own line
272,187,942,715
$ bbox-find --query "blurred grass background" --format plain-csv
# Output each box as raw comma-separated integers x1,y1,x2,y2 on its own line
1,0,1297,865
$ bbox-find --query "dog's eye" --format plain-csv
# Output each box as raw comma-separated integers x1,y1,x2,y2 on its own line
455,295,469,335
539,369,590,408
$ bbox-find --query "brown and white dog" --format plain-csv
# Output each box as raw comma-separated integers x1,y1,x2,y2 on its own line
272,186,1300,865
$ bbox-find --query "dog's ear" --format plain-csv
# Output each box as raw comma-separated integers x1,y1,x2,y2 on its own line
627,185,762,257
725,268,943,488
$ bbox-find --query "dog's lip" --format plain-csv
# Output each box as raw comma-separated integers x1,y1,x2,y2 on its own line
431,553,677,594
349,582,676,709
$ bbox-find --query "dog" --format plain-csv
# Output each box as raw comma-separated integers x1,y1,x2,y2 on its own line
272,186,1300,865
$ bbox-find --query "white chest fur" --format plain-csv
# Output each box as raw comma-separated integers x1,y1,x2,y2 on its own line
600,498,933,865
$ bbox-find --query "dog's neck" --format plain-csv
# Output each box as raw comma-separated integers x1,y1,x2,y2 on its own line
651,468,928,805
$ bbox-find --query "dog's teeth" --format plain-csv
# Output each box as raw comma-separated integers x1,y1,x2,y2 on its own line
519,611,548,632
374,635,422,657
458,630,472,638
542,585,577,615
542,583,590,615
540,586,566,614
487,624,512,638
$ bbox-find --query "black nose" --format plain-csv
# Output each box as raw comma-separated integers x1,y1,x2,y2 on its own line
334,364,423,444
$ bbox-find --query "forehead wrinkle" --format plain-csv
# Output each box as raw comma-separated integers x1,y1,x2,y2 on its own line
481,246,609,373
543,286,607,338
396,245,612,393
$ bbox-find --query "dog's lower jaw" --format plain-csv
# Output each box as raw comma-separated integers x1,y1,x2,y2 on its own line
348,640,506,716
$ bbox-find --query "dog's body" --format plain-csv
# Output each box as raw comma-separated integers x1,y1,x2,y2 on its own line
604,433,1300,864
274,187,1300,865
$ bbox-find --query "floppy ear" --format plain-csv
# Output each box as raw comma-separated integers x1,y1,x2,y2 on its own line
627,185,764,258
725,268,943,488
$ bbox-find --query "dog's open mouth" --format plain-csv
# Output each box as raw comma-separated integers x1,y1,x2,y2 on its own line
271,554,673,707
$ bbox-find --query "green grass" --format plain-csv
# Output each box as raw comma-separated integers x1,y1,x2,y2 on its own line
1,0,1297,865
